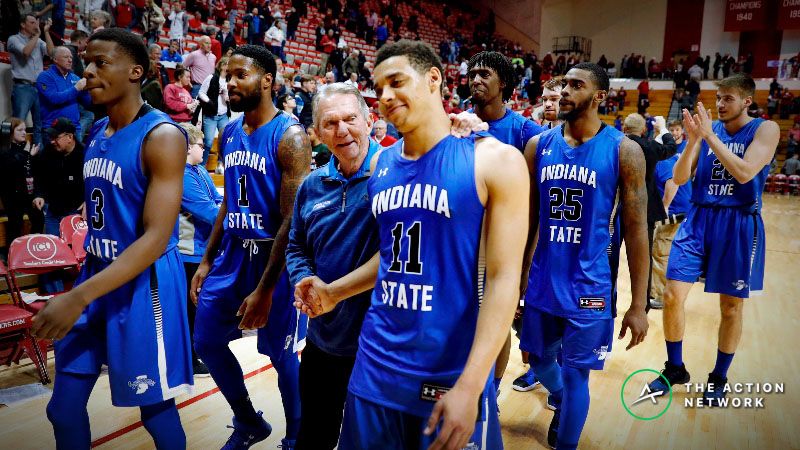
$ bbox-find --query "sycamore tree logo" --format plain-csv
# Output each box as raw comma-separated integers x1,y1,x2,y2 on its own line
621,369,672,420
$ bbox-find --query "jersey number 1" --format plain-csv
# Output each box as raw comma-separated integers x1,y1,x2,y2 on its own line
237,175,249,207
388,221,423,274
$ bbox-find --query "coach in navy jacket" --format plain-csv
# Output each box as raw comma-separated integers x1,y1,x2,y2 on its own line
36,46,91,138
285,83,381,450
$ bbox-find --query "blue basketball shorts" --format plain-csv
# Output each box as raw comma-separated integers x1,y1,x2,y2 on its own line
54,248,193,407
338,381,502,450
666,206,765,298
519,307,613,370
194,232,304,360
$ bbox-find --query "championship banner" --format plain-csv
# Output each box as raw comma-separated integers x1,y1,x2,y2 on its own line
724,0,768,31
778,0,800,29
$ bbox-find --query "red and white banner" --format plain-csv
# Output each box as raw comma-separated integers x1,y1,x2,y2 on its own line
778,0,800,29
724,0,768,31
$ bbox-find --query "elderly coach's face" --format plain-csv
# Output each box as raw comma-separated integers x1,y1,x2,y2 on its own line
315,93,372,163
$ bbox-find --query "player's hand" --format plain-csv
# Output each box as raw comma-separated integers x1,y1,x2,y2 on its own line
449,111,488,138
238,288,272,330
514,304,524,320
32,197,45,210
619,307,648,350
424,383,479,450
31,292,86,340
43,18,52,32
190,260,211,304
293,275,335,317
75,78,87,91
654,115,666,133
693,101,714,138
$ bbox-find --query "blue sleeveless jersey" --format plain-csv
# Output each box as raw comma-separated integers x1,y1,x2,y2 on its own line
693,119,768,212
349,134,486,417
220,112,298,239
83,109,186,261
470,107,544,152
526,124,623,320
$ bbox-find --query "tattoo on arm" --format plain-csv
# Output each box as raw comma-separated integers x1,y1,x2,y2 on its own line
257,125,311,293
618,138,649,311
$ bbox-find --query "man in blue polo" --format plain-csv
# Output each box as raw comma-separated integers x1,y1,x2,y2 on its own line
286,83,381,450
36,46,91,139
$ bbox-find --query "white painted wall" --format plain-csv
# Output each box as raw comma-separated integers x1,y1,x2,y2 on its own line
780,29,800,59
699,0,740,58
484,0,544,51
540,0,667,65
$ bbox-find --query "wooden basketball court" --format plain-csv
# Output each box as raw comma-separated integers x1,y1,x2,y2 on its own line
1,195,798,450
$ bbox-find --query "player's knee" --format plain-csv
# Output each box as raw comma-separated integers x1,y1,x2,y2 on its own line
46,396,68,427
663,285,685,309
193,339,221,359
719,298,743,320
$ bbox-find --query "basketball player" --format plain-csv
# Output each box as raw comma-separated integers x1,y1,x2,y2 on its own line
190,45,310,449
541,76,564,129
650,74,779,405
461,50,544,396
512,74,566,393
31,29,192,449
295,40,529,449
520,63,649,449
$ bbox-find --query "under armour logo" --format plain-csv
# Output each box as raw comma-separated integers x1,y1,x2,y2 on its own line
377,167,389,177
89,139,96,147
226,136,234,144
541,149,552,156
632,383,663,406
423,387,436,396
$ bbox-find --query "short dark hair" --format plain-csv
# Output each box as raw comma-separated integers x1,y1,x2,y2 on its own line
543,75,564,91
375,39,443,82
174,67,187,81
89,28,150,77
467,51,516,101
570,62,609,92
232,44,277,79
276,93,293,110
20,13,36,24
716,73,755,99
70,30,89,41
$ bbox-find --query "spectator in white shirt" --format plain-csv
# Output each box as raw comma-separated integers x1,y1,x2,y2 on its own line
265,19,285,60
198,57,229,164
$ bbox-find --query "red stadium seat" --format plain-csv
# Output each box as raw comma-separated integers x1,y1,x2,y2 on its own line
0,261,50,384
58,214,87,244
788,175,800,195
773,174,788,194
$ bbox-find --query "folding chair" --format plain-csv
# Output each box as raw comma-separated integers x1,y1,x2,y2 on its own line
59,214,87,245
0,261,50,384
71,228,88,265
789,175,800,195
773,174,788,194
7,234,80,316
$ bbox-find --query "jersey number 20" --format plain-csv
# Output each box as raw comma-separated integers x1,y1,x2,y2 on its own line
388,221,423,274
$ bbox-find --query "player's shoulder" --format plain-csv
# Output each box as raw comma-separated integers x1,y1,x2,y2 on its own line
753,118,780,136
475,134,526,168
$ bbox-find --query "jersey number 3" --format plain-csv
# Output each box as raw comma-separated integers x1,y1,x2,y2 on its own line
388,221,423,274
90,188,105,230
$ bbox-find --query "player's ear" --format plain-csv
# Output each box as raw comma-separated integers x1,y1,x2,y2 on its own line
130,64,144,83
262,72,273,92
428,66,442,95
595,89,607,104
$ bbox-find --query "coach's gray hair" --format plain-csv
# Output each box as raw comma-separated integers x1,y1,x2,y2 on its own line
311,83,370,129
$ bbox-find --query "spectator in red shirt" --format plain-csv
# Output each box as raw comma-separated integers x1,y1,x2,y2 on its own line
188,11,204,33
114,0,135,29
318,29,336,75
371,120,397,147
637,78,650,100
163,67,199,122
209,30,222,60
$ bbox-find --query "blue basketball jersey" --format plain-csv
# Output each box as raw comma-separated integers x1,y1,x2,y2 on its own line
83,108,186,261
655,154,692,216
693,119,768,212
471,107,544,152
526,124,624,320
220,112,299,239
349,134,486,417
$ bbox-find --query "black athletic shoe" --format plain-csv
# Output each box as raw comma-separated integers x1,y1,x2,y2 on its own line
193,360,211,377
648,361,690,395
703,373,729,407
547,408,560,449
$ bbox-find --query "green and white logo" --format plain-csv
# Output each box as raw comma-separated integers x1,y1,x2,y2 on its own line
620,369,672,420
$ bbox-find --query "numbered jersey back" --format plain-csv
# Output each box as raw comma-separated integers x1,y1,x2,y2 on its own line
527,124,623,320
220,112,298,240
693,119,767,212
82,109,184,262
354,135,485,417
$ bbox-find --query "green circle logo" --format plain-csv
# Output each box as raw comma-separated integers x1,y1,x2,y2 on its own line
620,369,672,420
